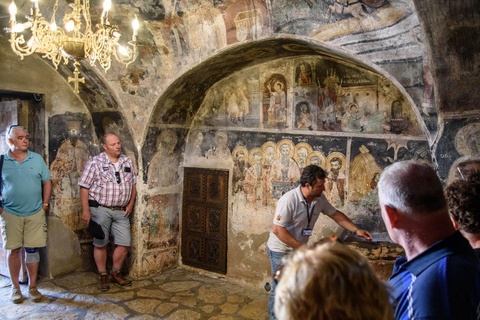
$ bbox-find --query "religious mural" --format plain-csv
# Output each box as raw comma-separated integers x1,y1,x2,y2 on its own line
435,120,480,183
177,129,430,216
200,56,423,136
148,130,181,189
48,114,95,240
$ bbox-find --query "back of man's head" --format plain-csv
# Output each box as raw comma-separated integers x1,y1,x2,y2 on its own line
447,156,480,185
300,165,326,187
378,160,446,215
446,180,480,234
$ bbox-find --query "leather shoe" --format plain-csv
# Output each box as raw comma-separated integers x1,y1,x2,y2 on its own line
98,272,110,292
110,270,132,286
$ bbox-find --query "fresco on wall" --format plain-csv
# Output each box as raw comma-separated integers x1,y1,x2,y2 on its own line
204,69,260,128
48,113,95,238
195,56,423,137
147,130,181,188
262,74,288,129
435,119,480,183
143,127,187,184
271,0,394,36
180,128,430,216
181,130,351,207
218,0,269,45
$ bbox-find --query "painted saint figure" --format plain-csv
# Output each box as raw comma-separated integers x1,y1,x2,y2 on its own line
148,130,179,188
267,82,287,127
232,146,249,194
296,102,313,130
296,63,312,86
244,148,267,204
50,121,90,231
270,141,301,183
325,154,346,208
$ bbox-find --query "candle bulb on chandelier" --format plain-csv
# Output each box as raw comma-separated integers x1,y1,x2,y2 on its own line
102,0,111,24
9,1,17,22
31,0,39,17
132,15,139,37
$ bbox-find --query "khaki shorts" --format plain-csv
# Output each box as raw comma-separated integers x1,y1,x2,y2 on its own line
0,209,47,250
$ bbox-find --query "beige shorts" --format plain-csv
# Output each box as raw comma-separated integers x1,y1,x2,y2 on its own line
0,209,47,250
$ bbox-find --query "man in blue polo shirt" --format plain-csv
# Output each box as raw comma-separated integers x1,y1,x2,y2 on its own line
378,160,480,320
0,125,51,304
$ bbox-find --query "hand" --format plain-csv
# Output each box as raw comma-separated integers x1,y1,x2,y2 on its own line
356,229,373,241
124,204,133,217
82,210,91,225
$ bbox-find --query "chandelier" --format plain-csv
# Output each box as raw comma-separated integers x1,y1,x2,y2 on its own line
6,0,140,93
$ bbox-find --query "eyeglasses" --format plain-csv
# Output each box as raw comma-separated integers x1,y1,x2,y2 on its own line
7,125,20,135
273,235,341,281
115,171,121,184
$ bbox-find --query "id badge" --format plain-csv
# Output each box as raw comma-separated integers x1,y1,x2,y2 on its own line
302,228,313,236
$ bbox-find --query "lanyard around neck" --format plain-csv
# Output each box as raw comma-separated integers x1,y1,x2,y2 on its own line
302,194,315,228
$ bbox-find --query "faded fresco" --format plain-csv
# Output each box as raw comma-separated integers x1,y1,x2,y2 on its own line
178,129,430,235
199,56,423,136
435,119,480,183
48,114,96,240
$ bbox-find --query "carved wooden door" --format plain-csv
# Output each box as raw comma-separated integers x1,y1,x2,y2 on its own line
182,168,228,274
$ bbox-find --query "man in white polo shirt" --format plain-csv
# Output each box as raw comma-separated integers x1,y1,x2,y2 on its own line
266,164,372,320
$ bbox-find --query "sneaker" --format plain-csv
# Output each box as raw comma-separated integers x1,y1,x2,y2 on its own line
98,272,110,292
28,286,42,302
110,270,132,286
11,287,23,304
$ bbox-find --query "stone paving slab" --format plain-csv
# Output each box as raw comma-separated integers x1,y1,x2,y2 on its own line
0,268,269,320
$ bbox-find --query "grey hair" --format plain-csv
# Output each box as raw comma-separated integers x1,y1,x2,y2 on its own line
378,160,446,215
6,125,28,147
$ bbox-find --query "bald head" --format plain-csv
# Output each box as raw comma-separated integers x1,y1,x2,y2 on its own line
102,133,122,160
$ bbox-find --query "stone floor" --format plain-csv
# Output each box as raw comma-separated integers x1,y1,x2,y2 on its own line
0,268,269,320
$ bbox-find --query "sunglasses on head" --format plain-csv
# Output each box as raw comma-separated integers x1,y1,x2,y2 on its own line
7,125,21,135
115,171,121,184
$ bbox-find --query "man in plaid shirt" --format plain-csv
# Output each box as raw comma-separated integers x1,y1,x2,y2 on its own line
79,133,136,291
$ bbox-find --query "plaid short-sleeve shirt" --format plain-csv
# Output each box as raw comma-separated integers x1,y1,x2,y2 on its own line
78,152,136,207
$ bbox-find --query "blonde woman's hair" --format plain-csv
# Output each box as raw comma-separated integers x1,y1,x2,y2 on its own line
274,241,394,320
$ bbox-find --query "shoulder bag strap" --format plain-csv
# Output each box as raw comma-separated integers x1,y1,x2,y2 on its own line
0,154,4,198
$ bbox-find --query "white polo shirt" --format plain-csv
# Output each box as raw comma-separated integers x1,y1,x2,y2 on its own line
267,186,336,253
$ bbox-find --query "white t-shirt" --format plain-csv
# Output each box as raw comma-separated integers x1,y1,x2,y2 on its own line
267,186,337,253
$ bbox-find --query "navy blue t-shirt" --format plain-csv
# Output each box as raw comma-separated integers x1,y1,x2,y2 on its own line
388,231,480,320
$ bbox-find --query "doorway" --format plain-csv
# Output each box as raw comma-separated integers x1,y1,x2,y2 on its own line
181,168,229,274
0,91,46,281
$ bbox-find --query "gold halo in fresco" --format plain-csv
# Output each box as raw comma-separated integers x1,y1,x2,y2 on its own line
232,146,249,162
326,152,347,173
306,151,327,169
248,147,265,166
294,142,313,163
156,130,177,150
348,102,359,113
276,139,295,158
455,122,480,156
273,81,284,91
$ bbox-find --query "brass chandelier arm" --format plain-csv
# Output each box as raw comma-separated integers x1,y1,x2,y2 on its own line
6,0,140,92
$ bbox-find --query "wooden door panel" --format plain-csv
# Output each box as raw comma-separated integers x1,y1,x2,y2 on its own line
185,204,204,233
206,174,225,204
185,235,204,262
186,173,204,202
182,168,228,274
